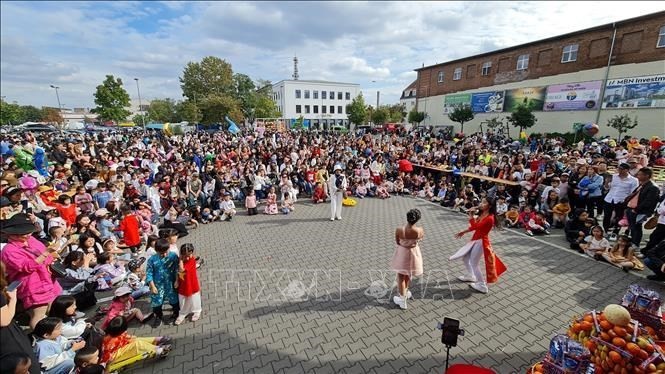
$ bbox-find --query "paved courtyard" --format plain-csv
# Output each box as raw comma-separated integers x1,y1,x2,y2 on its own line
128,196,663,374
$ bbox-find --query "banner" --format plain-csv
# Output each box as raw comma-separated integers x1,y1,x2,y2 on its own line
602,74,665,109
443,93,471,114
544,80,602,111
471,91,505,113
504,86,547,112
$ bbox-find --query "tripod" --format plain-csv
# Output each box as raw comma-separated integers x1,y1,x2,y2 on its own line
445,344,452,372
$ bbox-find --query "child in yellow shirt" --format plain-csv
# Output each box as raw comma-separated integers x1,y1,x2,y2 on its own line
552,197,571,228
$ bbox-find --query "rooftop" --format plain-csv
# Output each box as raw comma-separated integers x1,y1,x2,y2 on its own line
272,79,360,86
415,10,665,72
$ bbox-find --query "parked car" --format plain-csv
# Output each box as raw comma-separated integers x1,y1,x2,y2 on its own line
330,125,349,134
11,123,58,133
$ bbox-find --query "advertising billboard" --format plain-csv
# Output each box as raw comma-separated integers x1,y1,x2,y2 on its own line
601,74,665,109
504,86,547,112
470,91,505,113
544,80,602,111
443,93,471,114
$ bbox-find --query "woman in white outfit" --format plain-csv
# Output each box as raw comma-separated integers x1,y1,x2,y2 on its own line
328,165,347,221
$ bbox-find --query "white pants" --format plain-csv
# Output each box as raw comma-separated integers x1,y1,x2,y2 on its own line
178,292,202,317
463,242,486,287
330,192,343,219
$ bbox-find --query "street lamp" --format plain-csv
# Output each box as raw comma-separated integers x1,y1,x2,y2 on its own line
371,80,380,109
49,85,63,130
134,78,145,131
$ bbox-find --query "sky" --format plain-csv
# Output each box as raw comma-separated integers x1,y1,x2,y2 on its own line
1,1,663,110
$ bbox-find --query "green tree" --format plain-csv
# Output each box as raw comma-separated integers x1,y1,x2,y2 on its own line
507,103,537,133
292,115,304,130
233,73,256,117
447,104,474,134
485,116,503,130
606,114,638,143
200,95,243,125
175,100,201,124
371,106,389,126
148,98,177,123
346,93,367,127
180,56,234,102
407,108,425,126
387,103,406,123
132,113,149,127
0,100,24,125
91,75,131,123
21,105,42,122
254,94,281,119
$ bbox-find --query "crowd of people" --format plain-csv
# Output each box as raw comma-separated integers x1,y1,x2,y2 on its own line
0,125,664,373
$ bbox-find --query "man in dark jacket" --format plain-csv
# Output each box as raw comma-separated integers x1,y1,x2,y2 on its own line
625,168,661,251
644,240,665,281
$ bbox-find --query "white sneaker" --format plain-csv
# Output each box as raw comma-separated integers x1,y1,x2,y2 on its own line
405,290,413,300
174,316,186,326
469,282,489,294
330,218,335,221
457,275,477,283
393,295,407,309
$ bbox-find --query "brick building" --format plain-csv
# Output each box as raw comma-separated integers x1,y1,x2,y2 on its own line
413,11,665,138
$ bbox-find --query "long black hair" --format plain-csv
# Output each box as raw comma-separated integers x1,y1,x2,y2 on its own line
48,295,77,323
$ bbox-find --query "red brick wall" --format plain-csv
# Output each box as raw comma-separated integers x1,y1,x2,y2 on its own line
416,12,665,99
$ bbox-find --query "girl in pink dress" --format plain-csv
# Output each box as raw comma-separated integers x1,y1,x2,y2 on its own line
264,187,278,215
390,209,424,310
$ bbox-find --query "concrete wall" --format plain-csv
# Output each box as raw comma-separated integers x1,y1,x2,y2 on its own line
417,60,665,139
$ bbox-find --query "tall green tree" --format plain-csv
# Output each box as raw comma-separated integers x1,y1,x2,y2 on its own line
21,105,42,122
407,108,425,126
200,95,243,125
346,93,367,127
507,103,537,133
606,114,638,143
180,56,234,102
233,73,256,115
175,100,201,123
254,95,281,119
387,103,406,123
0,100,24,125
91,75,131,123
148,98,178,123
41,107,63,125
132,114,149,127
448,104,474,134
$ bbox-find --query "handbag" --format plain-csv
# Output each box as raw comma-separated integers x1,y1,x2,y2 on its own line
49,260,68,278
644,215,659,230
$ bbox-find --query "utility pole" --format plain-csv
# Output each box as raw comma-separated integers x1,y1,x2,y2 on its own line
134,78,145,131
49,85,63,131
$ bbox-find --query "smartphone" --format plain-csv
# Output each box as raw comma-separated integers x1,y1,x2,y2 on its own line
26,207,33,215
7,280,22,292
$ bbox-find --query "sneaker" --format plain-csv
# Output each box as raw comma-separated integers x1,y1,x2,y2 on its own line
469,282,489,294
526,230,534,236
191,313,200,322
393,295,407,310
457,275,477,283
156,344,172,358
330,218,335,221
405,290,413,300
608,233,618,242
151,317,162,328
174,316,186,326
544,230,551,235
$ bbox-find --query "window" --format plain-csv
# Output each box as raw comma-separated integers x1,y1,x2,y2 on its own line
337,92,342,100
453,68,462,80
437,71,444,83
313,105,318,114
481,61,491,76
305,105,310,114
659,26,665,48
516,54,529,70
338,106,343,114
330,91,334,100
322,91,327,100
295,90,301,99
313,90,319,99
304,90,310,99
296,105,301,114
561,44,578,63
330,106,335,114
345,92,350,100
322,105,326,114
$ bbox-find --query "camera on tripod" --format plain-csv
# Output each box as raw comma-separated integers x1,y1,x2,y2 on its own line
437,318,465,372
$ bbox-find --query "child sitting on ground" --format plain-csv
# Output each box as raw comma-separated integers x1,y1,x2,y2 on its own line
355,181,367,199
74,346,105,374
495,196,508,229
33,317,86,374
418,181,434,199
601,235,644,272
312,182,326,203
375,182,390,199
281,192,295,214
219,192,236,221
101,286,153,330
101,317,172,367
505,205,520,228
126,258,151,299
580,225,611,258
552,196,571,228
93,253,126,291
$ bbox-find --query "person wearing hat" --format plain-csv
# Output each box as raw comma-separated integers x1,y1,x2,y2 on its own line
328,164,348,221
602,163,638,237
100,286,153,331
0,214,63,329
631,145,649,169
627,158,640,177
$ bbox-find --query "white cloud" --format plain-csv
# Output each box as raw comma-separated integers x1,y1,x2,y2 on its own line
1,1,664,109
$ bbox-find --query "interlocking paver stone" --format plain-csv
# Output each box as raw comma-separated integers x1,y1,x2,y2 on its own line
126,196,663,373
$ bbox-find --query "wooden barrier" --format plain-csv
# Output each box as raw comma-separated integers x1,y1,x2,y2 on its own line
412,164,519,186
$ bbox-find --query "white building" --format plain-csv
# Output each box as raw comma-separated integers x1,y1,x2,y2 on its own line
399,80,417,111
270,80,360,130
